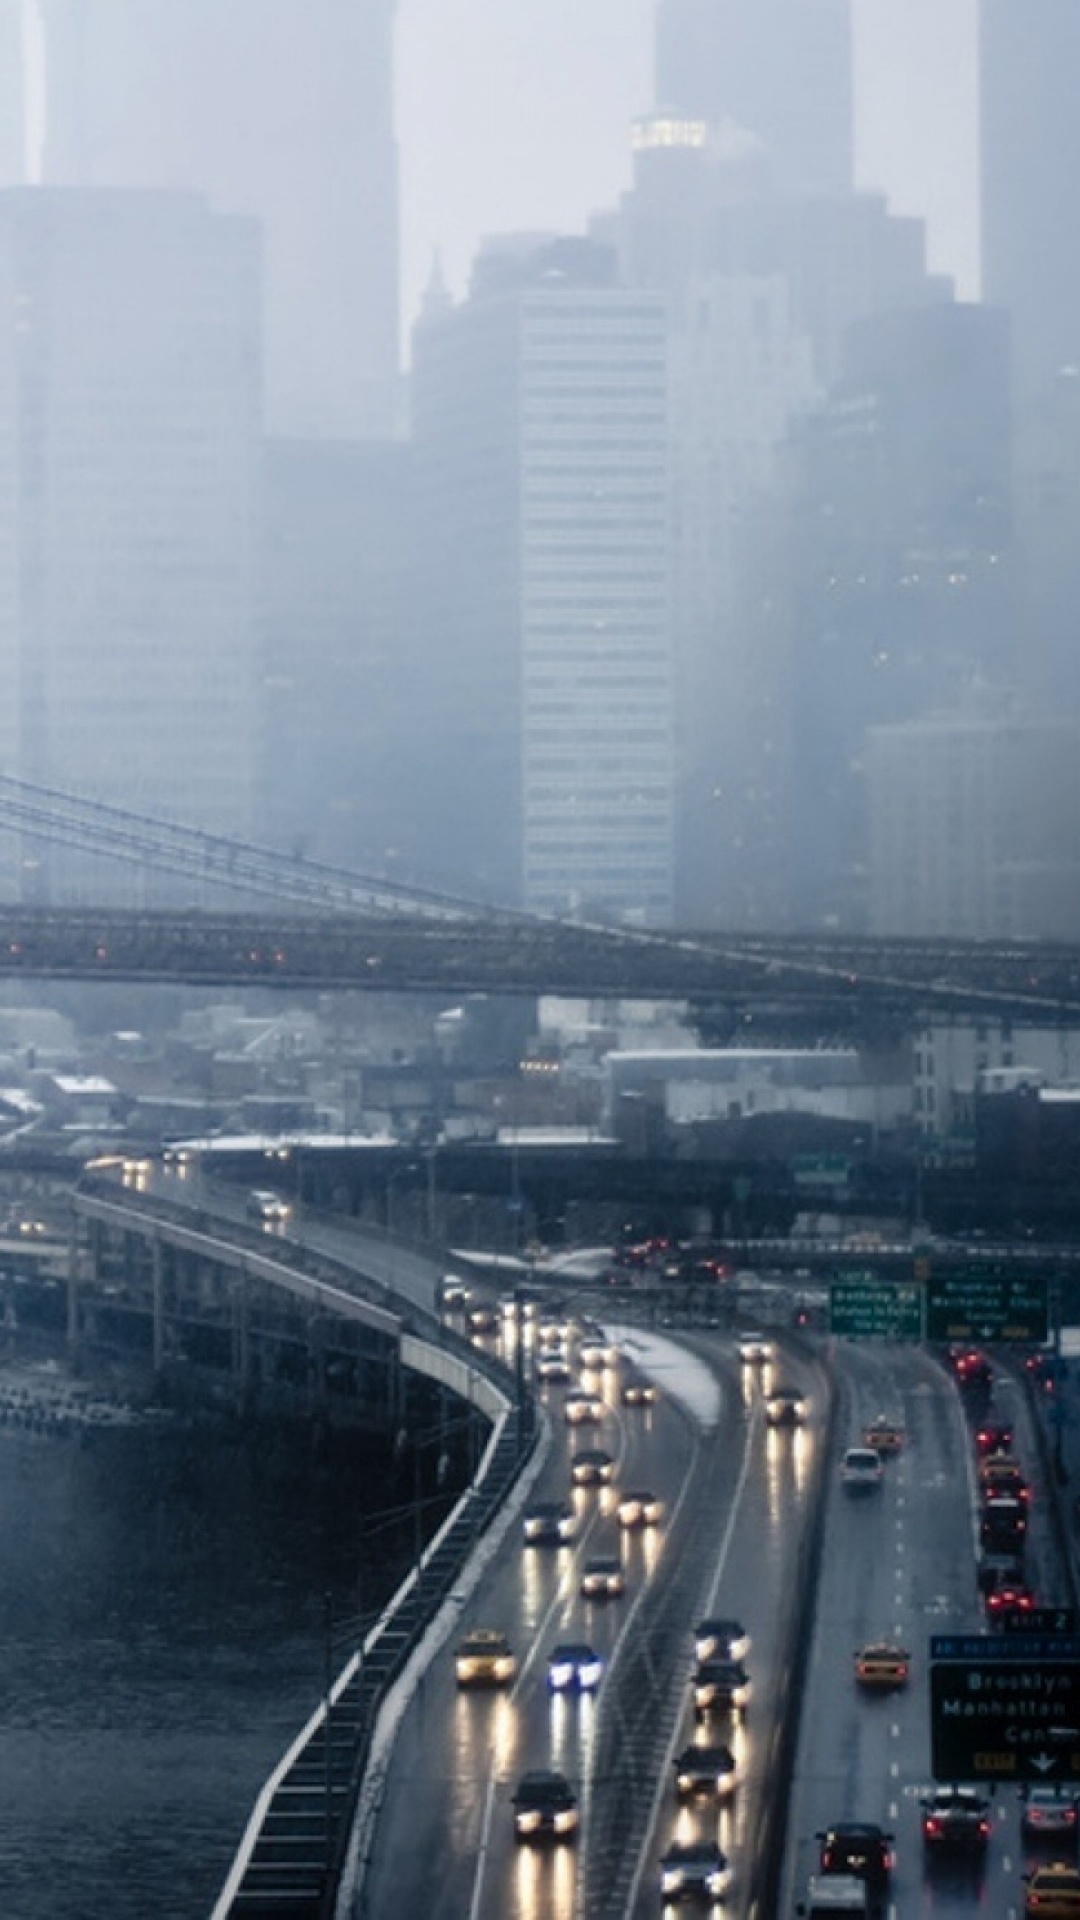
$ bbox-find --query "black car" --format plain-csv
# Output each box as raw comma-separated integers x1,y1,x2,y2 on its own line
511,1769,579,1842
660,1841,732,1904
694,1617,750,1663
921,1786,992,1852
692,1658,750,1717
673,1742,738,1801
817,1823,894,1898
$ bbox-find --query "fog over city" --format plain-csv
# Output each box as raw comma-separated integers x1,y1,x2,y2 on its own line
5,12,1080,1920
0,0,1073,941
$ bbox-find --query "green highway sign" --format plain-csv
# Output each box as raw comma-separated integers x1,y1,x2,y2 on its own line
931,1651,1080,1782
925,1269,1049,1344
829,1278,924,1341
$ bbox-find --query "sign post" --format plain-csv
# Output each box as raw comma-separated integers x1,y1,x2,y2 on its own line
924,1270,1049,1345
930,1635,1080,1783
829,1278,924,1341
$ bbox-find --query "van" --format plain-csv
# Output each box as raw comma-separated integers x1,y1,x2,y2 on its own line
797,1874,871,1917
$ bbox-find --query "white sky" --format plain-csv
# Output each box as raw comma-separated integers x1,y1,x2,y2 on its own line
396,0,979,342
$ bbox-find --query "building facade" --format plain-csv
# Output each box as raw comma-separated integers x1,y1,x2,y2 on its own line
411,238,675,923
0,188,261,875
39,0,399,439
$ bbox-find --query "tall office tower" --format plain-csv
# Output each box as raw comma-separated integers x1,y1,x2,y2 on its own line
412,237,674,924
40,0,399,439
0,188,261,873
787,303,1014,928
654,0,853,197
0,0,26,185
980,0,1080,407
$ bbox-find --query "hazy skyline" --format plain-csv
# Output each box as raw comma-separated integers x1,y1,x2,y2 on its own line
398,0,978,339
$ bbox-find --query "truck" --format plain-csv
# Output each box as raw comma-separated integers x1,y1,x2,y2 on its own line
796,1875,870,1918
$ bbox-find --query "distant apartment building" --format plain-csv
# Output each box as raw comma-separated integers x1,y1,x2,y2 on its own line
866,707,1080,940
0,188,261,863
39,0,399,438
411,237,675,924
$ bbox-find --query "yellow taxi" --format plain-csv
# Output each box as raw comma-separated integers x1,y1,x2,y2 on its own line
1025,1862,1080,1915
854,1642,910,1690
454,1628,516,1687
863,1415,905,1454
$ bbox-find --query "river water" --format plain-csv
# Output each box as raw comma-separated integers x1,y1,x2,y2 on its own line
0,1371,434,1920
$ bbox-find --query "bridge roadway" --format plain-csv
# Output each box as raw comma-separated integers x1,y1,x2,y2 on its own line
350,1321,1080,1920
0,904,1079,1016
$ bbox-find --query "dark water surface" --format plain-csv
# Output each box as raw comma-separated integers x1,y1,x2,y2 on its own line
0,1401,413,1920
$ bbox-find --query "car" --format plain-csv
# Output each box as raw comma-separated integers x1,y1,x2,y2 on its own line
523,1500,577,1545
840,1447,884,1490
673,1742,738,1801
949,1347,993,1390
921,1786,992,1852
467,1304,498,1334
854,1642,910,1689
738,1330,774,1363
986,1580,1036,1622
817,1823,894,1898
579,1333,618,1369
454,1628,516,1687
978,1547,1027,1595
546,1642,603,1692
767,1384,808,1426
616,1488,663,1528
536,1351,574,1383
439,1276,470,1311
693,1658,750,1716
660,1840,732,1904
694,1617,751,1664
980,1462,1030,1502
862,1416,905,1455
980,1495,1028,1550
570,1446,615,1486
511,1769,579,1841
976,1418,1015,1455
537,1312,572,1346
1024,1862,1080,1914
564,1388,605,1424
580,1554,625,1599
247,1187,292,1224
621,1372,658,1406
1023,1788,1080,1844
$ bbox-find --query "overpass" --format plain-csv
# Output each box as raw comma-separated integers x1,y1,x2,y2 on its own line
70,1169,541,1920
0,902,1077,1019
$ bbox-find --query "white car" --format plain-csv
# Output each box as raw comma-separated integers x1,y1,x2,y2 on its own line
738,1330,774,1363
841,1446,884,1490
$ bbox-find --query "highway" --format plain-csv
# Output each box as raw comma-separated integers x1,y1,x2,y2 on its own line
782,1342,1073,1918
351,1309,830,1920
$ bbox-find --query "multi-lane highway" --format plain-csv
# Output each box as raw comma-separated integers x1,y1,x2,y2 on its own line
344,1293,1075,1920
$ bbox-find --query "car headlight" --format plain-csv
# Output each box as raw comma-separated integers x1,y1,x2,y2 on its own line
734,1683,750,1706
516,1811,541,1833
707,1869,730,1895
662,1869,684,1893
553,1809,578,1833
549,1663,573,1688
456,1660,476,1679
579,1660,603,1687
557,1519,575,1540
495,1657,514,1680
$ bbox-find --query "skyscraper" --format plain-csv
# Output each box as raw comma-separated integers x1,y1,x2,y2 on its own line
412,237,675,923
0,0,25,185
654,0,853,197
0,188,261,854
980,0,1080,404
39,0,399,439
